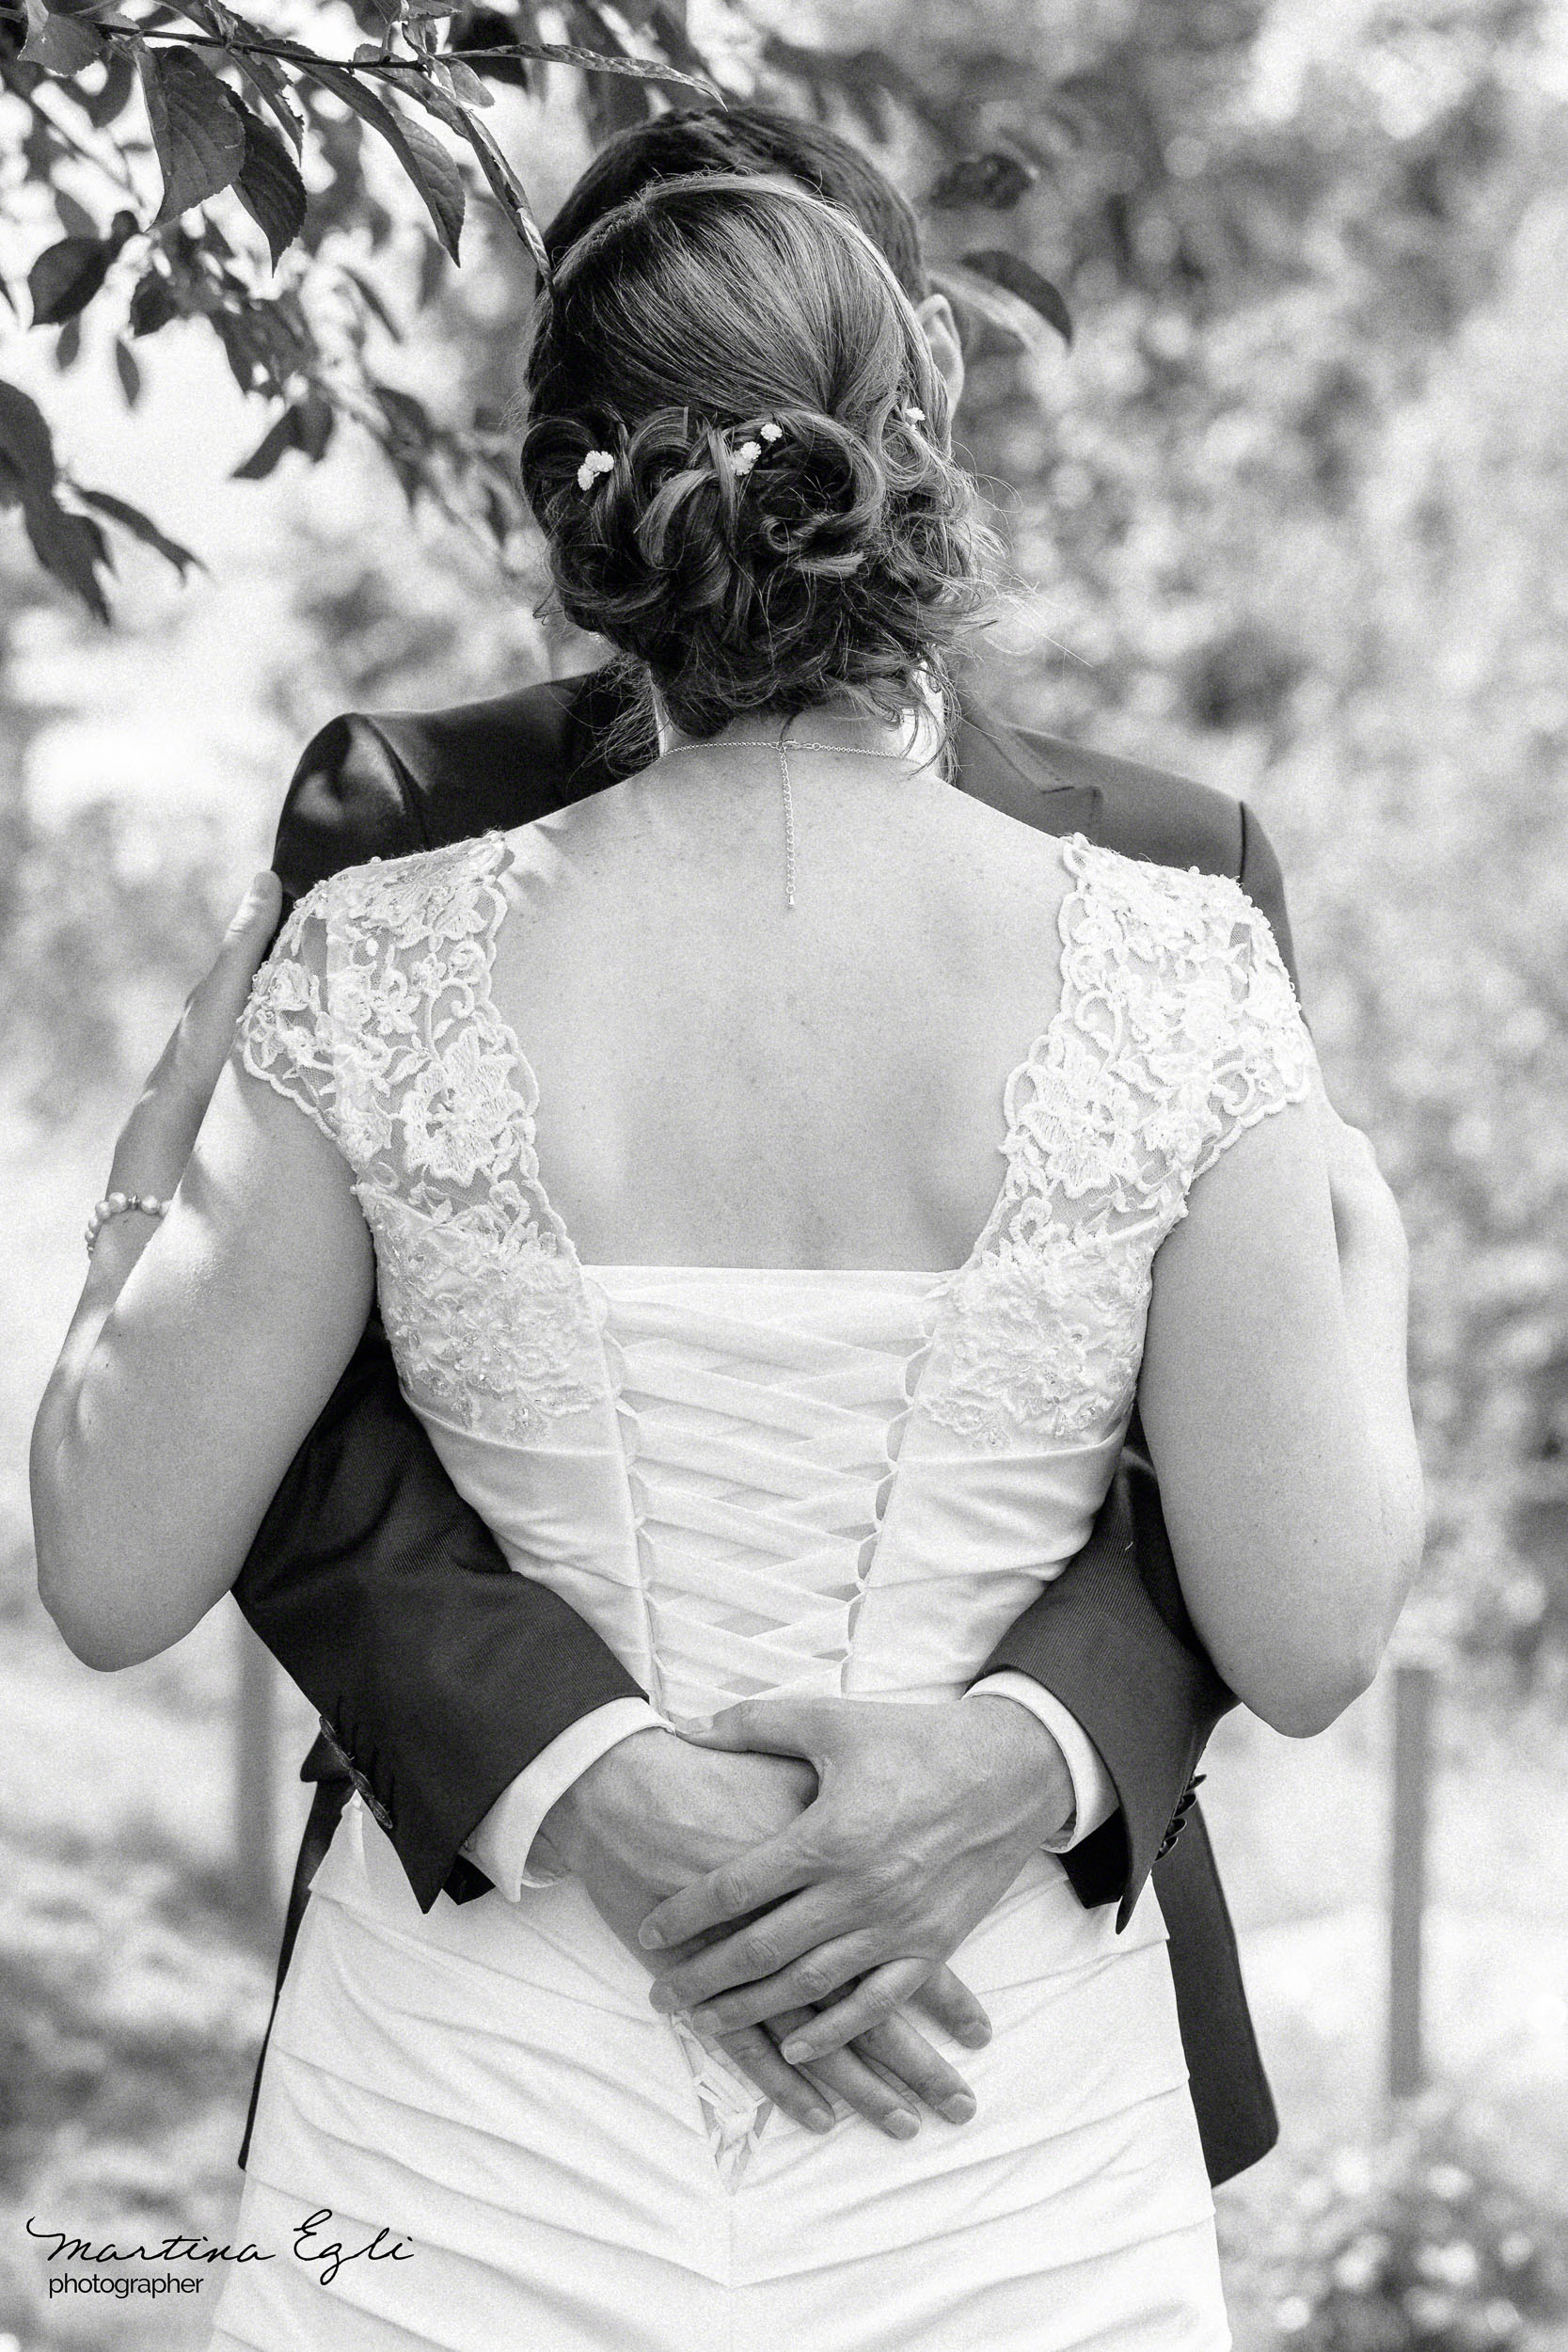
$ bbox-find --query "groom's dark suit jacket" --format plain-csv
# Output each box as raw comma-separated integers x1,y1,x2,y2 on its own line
236,667,1295,2185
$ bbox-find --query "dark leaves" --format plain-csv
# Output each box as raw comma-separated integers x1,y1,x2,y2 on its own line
232,102,308,267
446,5,531,89
76,485,203,576
293,58,466,261
955,248,1074,345
136,45,246,223
27,211,135,326
128,270,181,336
29,234,115,325
928,151,1038,211
0,377,58,487
22,494,111,617
0,378,111,617
113,337,141,405
231,393,335,479
19,0,104,76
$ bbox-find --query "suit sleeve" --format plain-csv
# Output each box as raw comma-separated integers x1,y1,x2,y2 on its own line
973,796,1299,1927
232,715,645,1911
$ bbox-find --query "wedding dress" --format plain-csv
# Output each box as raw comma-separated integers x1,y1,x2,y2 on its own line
210,825,1309,2352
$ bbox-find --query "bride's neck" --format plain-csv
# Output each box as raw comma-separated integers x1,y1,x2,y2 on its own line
653,704,921,764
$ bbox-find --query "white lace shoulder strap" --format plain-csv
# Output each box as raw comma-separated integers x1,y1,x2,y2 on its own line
236,834,537,1207
919,838,1313,1451
237,870,341,1150
997,836,1312,1242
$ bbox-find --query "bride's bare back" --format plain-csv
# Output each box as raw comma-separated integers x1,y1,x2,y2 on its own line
494,752,1079,1273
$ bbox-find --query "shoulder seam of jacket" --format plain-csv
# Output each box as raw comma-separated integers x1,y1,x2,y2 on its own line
347,709,435,855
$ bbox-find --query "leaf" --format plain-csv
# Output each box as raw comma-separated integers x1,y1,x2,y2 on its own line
230,395,333,477
293,391,334,460
20,0,104,73
230,405,296,480
950,250,1074,346
461,131,547,275
343,264,403,341
77,484,202,574
23,494,111,617
232,100,307,267
373,383,431,445
229,45,305,153
54,187,102,239
438,56,492,107
54,314,83,368
446,6,530,90
293,58,465,261
128,269,181,335
136,44,246,222
28,233,115,325
443,28,714,97
0,377,58,493
113,336,141,404
417,231,447,306
928,151,1038,212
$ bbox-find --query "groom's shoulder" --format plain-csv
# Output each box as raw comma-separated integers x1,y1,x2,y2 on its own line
963,705,1296,988
971,707,1243,875
272,675,610,903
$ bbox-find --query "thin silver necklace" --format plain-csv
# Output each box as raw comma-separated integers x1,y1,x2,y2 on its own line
657,733,924,911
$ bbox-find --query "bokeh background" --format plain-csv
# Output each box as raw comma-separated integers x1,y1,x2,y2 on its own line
4,2,1568,2345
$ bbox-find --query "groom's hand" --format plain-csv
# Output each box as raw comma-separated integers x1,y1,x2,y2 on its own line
543,1729,987,2138
637,1694,1073,2063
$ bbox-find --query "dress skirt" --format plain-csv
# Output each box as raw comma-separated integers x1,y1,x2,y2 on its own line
208,1801,1228,2352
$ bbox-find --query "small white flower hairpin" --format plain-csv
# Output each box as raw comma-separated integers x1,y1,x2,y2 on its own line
732,420,784,478
899,404,927,426
577,449,615,492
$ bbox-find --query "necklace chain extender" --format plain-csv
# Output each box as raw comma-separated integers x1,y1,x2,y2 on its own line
659,736,921,911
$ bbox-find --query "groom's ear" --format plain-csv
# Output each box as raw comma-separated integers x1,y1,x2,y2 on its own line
915,294,965,414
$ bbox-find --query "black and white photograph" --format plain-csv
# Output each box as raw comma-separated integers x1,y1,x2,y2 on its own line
3,2,1567,2346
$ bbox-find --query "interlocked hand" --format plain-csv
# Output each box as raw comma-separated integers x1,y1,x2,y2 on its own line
544,1727,994,2138
638,1692,1073,2066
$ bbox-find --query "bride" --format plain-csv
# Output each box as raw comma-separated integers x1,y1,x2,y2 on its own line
33,174,1422,2351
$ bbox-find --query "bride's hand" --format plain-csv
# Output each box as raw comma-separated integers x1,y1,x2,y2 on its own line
543,1729,986,2139
636,1693,1071,2063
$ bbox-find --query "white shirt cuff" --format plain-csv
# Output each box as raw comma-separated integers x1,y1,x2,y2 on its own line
461,1698,667,1899
968,1672,1117,1851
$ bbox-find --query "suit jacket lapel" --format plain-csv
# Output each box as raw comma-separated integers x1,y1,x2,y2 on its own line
953,697,1103,841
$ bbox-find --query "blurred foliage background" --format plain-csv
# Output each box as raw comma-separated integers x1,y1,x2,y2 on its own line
4,2,1568,2347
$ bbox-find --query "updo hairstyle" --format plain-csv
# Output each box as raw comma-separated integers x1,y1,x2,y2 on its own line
519,175,997,741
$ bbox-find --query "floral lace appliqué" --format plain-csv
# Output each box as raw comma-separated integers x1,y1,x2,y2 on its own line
239,835,606,1441
919,837,1312,1451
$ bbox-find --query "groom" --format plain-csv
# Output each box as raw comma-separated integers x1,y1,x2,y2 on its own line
170,107,1294,2178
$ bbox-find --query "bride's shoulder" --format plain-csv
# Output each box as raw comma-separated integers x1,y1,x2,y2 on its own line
1065,834,1288,964
284,831,512,946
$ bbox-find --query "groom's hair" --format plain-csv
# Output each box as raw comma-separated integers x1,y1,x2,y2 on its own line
543,105,929,304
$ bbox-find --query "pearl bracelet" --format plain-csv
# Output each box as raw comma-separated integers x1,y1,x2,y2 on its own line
86,1191,170,1256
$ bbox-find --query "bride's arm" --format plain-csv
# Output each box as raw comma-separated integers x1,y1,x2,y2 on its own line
1137,1083,1423,1738
32,1061,372,1672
